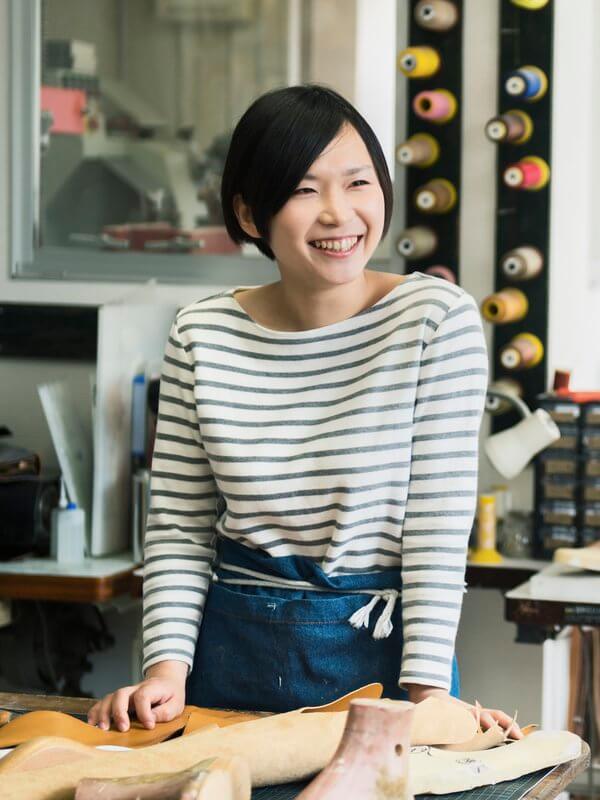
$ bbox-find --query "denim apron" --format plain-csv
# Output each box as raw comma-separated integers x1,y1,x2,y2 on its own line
186,537,460,712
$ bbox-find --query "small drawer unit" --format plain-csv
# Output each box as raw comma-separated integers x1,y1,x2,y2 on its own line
534,390,600,557
540,525,578,552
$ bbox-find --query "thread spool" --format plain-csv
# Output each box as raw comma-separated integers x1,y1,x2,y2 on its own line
396,133,440,167
510,0,549,8
500,333,544,370
505,66,548,102
414,0,459,31
503,156,550,190
485,110,533,145
397,46,441,78
485,378,523,415
413,89,457,124
481,288,528,324
501,246,544,281
396,226,438,259
424,265,457,283
414,178,457,214
470,494,503,564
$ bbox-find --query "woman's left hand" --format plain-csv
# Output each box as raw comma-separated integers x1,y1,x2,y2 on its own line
404,684,523,739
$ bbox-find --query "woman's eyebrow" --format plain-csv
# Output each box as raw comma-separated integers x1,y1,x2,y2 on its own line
303,165,374,180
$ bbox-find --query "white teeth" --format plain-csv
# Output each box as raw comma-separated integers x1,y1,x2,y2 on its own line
312,236,359,252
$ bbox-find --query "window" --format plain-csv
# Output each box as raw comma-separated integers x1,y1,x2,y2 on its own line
10,0,398,282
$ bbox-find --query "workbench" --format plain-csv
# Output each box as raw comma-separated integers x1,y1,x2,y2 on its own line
0,692,591,800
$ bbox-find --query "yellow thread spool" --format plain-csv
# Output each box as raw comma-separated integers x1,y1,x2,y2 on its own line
396,133,440,167
481,288,529,324
500,333,544,370
397,46,441,78
414,178,457,214
471,495,503,564
511,0,549,8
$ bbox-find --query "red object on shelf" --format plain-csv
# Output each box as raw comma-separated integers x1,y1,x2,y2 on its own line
101,222,241,254
41,86,86,135
555,390,600,403
553,370,571,391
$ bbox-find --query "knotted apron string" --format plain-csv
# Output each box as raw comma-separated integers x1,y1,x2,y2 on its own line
214,561,400,641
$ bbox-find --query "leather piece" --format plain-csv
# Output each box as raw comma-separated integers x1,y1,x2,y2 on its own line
0,708,194,749
181,683,384,736
441,722,537,752
553,541,600,572
410,730,582,795
0,722,582,799
0,684,386,748
299,683,383,713
183,709,262,736
0,736,97,773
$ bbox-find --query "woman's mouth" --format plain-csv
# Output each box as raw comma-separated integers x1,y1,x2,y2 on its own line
308,235,363,257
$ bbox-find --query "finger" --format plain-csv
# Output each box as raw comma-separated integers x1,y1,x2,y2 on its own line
479,711,497,730
95,694,118,730
488,709,524,738
87,701,101,726
152,697,184,724
111,688,135,732
473,700,482,730
133,688,158,729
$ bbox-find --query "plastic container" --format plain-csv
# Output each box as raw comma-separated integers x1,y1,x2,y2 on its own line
50,501,86,563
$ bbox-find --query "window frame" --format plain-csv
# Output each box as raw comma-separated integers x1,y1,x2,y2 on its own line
9,0,401,285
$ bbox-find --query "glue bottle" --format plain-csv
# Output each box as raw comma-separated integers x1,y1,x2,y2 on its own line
50,479,87,563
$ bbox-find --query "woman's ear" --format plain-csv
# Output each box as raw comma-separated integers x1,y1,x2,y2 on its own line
233,194,261,239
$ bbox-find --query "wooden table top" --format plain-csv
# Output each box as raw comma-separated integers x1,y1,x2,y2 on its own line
0,555,139,603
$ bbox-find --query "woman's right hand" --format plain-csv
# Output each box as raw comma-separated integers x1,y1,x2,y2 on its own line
87,660,188,732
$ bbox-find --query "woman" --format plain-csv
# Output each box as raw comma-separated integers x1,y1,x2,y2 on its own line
88,84,521,738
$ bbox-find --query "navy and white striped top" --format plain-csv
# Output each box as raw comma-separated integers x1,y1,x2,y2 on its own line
143,271,488,690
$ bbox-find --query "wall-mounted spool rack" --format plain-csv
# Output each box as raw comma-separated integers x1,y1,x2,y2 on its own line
488,0,554,434
396,0,463,285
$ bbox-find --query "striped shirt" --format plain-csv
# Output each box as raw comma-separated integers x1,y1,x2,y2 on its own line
142,271,488,690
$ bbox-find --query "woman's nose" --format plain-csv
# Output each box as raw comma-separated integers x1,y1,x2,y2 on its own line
318,190,353,226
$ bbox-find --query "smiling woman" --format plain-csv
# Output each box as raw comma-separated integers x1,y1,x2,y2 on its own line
89,84,518,743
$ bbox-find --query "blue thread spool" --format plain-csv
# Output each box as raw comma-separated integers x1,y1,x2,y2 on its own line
504,65,548,102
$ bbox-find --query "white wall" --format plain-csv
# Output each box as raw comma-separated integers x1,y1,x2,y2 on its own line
547,0,600,388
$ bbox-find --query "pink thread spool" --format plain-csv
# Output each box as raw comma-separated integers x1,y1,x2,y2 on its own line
503,156,550,190
413,89,457,124
424,265,457,283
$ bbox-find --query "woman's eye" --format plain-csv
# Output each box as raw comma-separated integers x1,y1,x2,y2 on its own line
294,187,315,195
350,180,369,187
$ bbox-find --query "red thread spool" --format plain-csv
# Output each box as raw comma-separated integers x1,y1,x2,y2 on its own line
503,156,550,190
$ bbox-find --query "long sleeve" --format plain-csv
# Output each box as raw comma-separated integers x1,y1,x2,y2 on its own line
142,317,219,674
398,292,488,690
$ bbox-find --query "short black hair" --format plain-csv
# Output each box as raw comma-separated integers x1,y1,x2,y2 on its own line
221,84,393,260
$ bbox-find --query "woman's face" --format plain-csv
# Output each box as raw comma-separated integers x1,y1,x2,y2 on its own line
268,124,386,290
